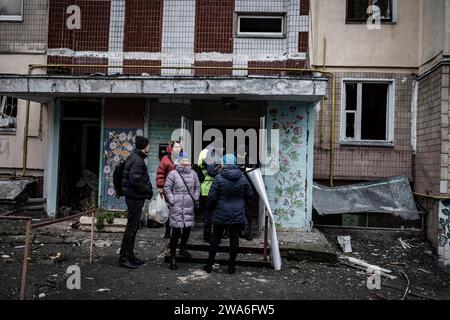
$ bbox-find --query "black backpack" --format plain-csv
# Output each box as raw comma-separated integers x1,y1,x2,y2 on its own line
193,163,205,184
113,159,126,199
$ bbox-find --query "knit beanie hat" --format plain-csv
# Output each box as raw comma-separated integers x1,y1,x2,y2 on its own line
222,154,237,165
135,135,149,150
178,152,190,161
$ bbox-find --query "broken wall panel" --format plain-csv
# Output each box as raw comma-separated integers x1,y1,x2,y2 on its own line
313,175,420,220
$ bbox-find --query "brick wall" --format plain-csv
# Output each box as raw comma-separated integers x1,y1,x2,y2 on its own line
415,67,444,194
314,71,414,181
46,0,310,75
123,59,161,76
123,0,163,52
194,0,234,53
48,0,110,51
47,56,108,75
194,61,233,76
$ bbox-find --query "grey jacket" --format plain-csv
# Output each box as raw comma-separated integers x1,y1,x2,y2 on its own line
163,165,200,228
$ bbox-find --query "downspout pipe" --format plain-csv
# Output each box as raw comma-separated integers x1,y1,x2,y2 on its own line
21,66,32,177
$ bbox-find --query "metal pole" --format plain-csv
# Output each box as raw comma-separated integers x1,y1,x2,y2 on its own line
89,210,95,264
20,219,32,300
263,210,269,261
31,208,95,229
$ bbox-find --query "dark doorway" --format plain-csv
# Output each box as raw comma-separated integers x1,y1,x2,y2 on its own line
199,125,261,230
58,100,101,216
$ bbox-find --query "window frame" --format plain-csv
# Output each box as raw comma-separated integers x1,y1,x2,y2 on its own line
0,95,18,134
345,0,397,24
235,13,286,39
340,78,395,147
0,0,24,22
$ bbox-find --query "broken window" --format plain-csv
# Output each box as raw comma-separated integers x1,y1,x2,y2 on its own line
342,81,393,143
0,0,23,21
346,0,394,23
0,96,17,133
236,14,285,38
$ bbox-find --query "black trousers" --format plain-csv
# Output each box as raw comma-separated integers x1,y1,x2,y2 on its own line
243,206,252,237
207,224,243,267
119,198,144,263
164,220,171,238
170,227,191,257
200,196,212,239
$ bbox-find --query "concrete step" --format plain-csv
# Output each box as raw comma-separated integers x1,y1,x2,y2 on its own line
185,236,337,263
164,250,272,268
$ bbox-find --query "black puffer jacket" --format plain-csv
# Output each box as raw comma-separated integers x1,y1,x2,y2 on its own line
121,150,153,200
207,165,253,225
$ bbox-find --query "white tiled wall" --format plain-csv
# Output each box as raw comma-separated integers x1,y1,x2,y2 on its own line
108,0,125,74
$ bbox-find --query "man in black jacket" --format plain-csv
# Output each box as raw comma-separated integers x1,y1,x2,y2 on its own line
118,135,153,269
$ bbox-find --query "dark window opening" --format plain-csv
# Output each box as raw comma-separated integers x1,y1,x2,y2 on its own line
347,0,393,23
237,15,285,36
361,83,388,140
343,81,391,142
346,113,355,139
0,96,18,133
345,83,357,111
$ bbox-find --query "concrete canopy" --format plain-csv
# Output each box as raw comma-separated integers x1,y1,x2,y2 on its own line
0,75,328,103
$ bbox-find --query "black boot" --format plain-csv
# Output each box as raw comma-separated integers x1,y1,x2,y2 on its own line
179,247,191,259
118,260,140,269
203,264,212,273
130,255,146,265
228,264,236,275
169,256,177,270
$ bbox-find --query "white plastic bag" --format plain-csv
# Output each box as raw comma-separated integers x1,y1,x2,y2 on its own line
148,195,169,224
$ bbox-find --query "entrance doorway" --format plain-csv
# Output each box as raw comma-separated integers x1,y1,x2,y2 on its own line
182,100,266,234
57,100,101,215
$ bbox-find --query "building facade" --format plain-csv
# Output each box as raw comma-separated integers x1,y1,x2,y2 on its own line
311,0,450,270
0,0,323,234
1,0,450,270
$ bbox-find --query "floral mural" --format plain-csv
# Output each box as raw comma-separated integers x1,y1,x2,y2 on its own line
439,200,450,247
265,102,310,230
438,200,450,267
101,128,143,209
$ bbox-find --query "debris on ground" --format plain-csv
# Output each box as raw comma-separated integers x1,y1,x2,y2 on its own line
337,236,352,253
340,256,397,280
177,270,209,284
93,240,112,248
49,252,64,263
398,238,417,249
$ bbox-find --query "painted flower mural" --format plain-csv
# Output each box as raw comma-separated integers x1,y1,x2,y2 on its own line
101,128,143,209
439,200,450,248
266,103,308,229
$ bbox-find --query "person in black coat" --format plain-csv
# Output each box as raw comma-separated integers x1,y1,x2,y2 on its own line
203,154,253,275
118,135,153,269
236,144,257,241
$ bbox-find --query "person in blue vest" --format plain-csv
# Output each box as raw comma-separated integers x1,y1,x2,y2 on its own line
203,154,253,275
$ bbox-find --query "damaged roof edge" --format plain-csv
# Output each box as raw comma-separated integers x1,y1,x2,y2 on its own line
0,75,328,104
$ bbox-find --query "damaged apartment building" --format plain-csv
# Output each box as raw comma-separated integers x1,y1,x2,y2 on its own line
0,0,449,272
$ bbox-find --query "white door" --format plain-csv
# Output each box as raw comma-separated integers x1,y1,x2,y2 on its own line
180,116,194,162
258,116,266,233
